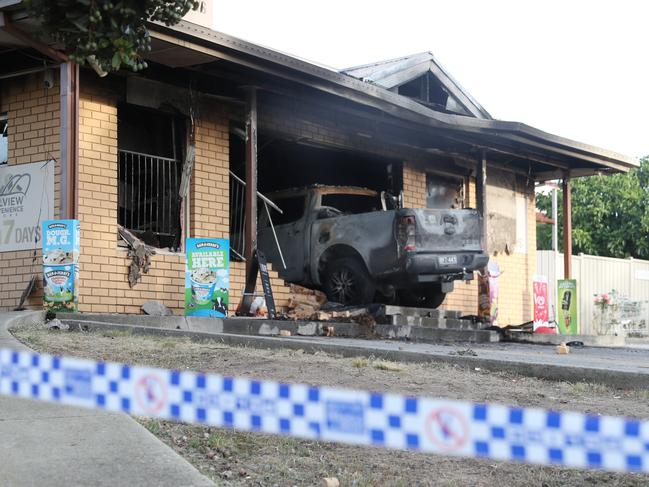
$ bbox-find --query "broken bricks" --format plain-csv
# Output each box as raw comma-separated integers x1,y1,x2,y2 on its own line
555,342,570,354
286,284,327,320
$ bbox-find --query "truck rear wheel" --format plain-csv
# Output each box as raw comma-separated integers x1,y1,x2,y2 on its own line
323,257,375,305
398,286,446,309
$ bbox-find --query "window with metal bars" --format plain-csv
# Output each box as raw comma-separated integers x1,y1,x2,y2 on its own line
117,104,183,249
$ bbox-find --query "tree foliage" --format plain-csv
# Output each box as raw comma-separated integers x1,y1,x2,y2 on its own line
25,0,198,74
537,156,649,258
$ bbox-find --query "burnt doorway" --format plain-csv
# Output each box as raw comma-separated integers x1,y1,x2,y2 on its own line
230,133,402,194
229,131,403,261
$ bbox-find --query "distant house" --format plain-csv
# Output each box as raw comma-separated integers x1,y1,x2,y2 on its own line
0,3,637,323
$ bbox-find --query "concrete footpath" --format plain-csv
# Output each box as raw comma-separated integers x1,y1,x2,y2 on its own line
0,312,213,487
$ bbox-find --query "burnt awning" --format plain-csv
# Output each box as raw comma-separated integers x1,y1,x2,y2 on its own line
144,20,638,180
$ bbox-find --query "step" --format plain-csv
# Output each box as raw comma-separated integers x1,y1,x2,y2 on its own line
376,314,482,330
375,305,462,319
61,317,363,338
375,324,499,343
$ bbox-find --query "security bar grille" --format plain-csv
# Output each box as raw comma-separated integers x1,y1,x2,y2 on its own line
118,149,181,246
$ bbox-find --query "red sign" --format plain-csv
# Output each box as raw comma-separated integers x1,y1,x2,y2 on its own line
425,408,469,452
135,374,168,414
533,275,553,333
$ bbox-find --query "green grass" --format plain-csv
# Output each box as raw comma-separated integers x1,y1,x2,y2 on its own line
374,360,404,372
143,418,162,435
572,381,610,395
352,357,369,368
99,329,134,339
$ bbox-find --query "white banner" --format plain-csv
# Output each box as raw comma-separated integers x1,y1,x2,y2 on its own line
0,160,55,252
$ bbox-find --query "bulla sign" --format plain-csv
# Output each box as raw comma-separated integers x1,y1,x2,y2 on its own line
0,161,54,252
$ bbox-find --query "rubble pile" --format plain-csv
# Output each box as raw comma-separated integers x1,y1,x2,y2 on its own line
286,284,327,319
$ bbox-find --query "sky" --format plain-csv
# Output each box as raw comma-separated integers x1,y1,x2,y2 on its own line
211,0,648,159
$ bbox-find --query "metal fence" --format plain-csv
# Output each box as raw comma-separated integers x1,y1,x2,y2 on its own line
537,251,649,335
229,171,246,261
118,149,181,242
229,171,284,264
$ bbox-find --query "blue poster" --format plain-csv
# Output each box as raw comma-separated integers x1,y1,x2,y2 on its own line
185,238,229,317
42,220,80,312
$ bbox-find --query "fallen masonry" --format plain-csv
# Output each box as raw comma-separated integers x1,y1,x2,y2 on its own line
58,304,500,345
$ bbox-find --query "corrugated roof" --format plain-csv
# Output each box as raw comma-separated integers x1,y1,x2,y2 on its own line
341,52,430,80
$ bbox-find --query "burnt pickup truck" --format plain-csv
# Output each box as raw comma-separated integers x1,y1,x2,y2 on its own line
258,186,488,308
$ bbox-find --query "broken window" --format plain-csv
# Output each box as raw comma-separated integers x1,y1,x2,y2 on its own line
320,193,381,215
117,104,183,249
0,114,7,165
266,196,305,226
426,173,464,209
398,73,448,109
397,73,470,116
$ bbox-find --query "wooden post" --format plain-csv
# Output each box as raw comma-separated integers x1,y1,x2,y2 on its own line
239,87,258,315
476,150,490,321
562,173,572,279
60,62,79,219
476,149,488,251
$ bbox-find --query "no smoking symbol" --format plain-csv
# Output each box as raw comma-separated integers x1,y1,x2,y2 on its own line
425,408,470,452
135,374,168,414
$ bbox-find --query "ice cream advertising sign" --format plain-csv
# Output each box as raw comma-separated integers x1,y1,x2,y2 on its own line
533,275,555,333
0,160,54,252
185,238,229,317
42,220,80,312
557,279,579,335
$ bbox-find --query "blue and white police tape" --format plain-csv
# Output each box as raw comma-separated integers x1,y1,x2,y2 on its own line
1,347,648,474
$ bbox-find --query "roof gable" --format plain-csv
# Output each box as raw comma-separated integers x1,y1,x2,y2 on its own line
341,52,492,119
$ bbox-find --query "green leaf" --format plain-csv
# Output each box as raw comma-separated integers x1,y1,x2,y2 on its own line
111,51,122,69
25,0,198,75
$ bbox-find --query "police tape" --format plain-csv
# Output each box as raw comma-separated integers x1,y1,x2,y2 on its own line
1,347,647,474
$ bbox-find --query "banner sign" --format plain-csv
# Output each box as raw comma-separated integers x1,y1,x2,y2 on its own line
42,220,80,312
257,250,276,319
533,275,554,333
1,346,649,474
185,238,229,317
557,279,579,335
0,160,54,252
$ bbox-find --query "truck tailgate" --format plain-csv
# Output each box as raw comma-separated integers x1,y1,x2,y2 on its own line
410,208,483,252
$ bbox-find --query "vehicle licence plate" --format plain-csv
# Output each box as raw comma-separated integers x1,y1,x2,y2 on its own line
439,255,457,266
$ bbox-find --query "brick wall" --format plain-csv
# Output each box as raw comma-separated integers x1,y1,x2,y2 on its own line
75,78,290,315
441,178,479,315
402,163,426,208
405,162,478,318
487,189,536,325
190,116,229,239
0,73,61,311
230,261,291,314
1,74,535,321
402,165,536,323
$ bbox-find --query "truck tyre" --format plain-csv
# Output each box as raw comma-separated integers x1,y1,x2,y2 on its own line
398,287,446,309
323,257,375,305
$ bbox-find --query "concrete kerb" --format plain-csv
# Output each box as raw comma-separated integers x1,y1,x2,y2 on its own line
58,312,498,343
68,320,649,390
505,331,627,348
